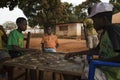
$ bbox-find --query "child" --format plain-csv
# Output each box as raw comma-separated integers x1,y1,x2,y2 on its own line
7,17,27,58
41,26,59,52
0,25,10,80
7,17,37,80
7,17,36,58
0,25,10,62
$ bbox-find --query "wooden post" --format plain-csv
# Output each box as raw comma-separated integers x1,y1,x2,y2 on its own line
26,32,31,48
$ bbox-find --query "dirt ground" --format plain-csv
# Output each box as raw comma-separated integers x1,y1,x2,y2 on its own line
29,38,88,53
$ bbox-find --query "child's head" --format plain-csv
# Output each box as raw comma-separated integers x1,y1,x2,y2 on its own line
46,26,52,35
16,17,27,31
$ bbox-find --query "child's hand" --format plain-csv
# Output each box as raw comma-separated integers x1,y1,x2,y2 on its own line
56,44,59,48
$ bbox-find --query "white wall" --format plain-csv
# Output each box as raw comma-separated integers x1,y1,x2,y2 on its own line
67,24,76,36
6,29,44,34
76,23,82,36
24,28,44,34
56,23,83,37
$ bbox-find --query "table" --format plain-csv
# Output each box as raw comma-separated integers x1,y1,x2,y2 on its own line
4,51,85,80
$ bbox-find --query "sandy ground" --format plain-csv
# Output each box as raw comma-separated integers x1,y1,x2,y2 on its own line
29,38,88,53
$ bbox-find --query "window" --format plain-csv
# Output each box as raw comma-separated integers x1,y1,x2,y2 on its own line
59,26,68,31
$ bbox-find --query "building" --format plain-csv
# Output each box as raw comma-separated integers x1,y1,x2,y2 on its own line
24,26,43,34
112,12,120,24
56,22,83,39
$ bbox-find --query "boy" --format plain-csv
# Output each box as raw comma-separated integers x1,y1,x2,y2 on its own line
41,26,59,52
7,17,37,80
7,17,36,58
7,17,27,58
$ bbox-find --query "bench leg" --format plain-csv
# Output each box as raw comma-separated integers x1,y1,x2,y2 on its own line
7,66,14,80
39,71,44,80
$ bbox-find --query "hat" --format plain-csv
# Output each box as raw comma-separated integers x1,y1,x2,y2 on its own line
88,2,113,17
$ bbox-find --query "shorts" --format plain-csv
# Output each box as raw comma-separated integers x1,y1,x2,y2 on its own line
44,48,56,52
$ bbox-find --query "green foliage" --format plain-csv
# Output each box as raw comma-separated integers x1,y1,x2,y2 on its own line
74,5,87,22
60,2,74,23
0,0,18,10
18,0,64,31
79,0,100,8
113,2,120,14
60,2,86,23
0,0,120,31
110,0,120,14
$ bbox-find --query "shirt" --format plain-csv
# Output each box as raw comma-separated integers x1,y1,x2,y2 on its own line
100,31,120,80
7,29,24,50
41,34,58,49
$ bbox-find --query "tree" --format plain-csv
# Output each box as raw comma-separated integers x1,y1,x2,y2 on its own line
76,0,101,21
80,0,100,8
60,2,86,23
0,0,18,10
110,0,120,14
1,0,120,32
61,2,75,22
18,0,65,33
74,5,87,22
0,0,65,33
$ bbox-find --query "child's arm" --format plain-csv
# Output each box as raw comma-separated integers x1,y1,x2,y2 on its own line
41,43,45,52
0,25,8,44
11,45,38,52
64,47,99,59
101,55,120,62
